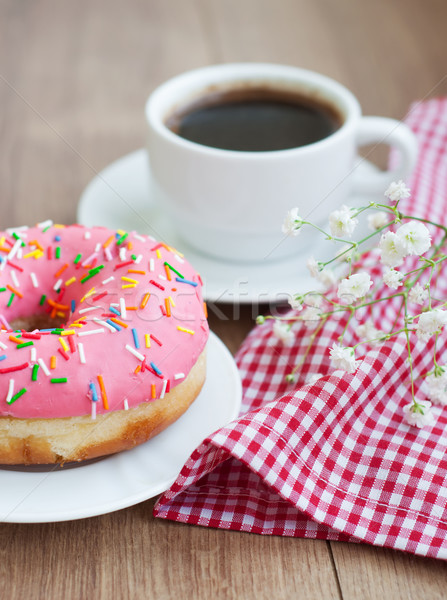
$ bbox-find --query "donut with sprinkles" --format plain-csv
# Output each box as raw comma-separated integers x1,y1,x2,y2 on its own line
0,222,208,464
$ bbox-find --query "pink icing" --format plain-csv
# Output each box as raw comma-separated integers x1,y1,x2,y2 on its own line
0,223,208,418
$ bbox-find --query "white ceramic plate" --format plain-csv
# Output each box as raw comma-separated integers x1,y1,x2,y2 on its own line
77,149,378,304
0,332,241,523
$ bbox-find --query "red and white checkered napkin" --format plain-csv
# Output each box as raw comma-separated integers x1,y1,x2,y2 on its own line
154,99,447,560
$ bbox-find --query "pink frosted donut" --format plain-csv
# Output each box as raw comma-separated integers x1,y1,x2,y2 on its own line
0,222,208,464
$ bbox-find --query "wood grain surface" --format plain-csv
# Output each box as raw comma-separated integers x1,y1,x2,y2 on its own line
1,1,447,598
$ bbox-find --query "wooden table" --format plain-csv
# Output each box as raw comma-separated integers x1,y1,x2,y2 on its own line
1,1,447,597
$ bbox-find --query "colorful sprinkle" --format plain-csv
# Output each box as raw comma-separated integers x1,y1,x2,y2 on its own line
97,374,109,410
106,319,121,331
8,387,27,404
140,293,150,309
16,341,33,349
65,276,76,287
31,364,40,381
0,362,29,375
119,298,127,319
165,298,171,317
89,382,99,402
7,284,23,298
149,279,165,291
37,358,50,376
125,344,145,362
149,361,162,376
54,263,69,278
164,262,184,279
109,317,127,329
177,326,195,335
5,379,14,403
175,277,198,287
77,328,105,337
151,334,162,347
132,328,140,349
116,232,128,246
78,342,86,364
50,377,67,384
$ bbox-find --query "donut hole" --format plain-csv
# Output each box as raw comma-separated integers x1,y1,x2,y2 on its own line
10,313,66,332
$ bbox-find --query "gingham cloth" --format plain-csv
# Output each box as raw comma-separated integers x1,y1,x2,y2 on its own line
154,99,447,560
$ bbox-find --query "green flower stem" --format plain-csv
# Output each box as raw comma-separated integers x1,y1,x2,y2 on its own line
338,308,355,341
321,221,395,269
403,294,417,408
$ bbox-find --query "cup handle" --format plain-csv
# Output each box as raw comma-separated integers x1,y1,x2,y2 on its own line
352,116,418,195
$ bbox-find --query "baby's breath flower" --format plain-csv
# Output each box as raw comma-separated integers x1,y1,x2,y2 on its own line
383,268,403,290
306,256,320,278
379,231,406,267
408,283,429,305
256,315,266,325
272,320,294,346
285,373,296,383
415,308,447,342
384,180,411,202
307,372,324,384
306,257,335,289
329,344,359,374
337,272,373,304
300,307,322,329
282,207,303,236
368,211,389,230
305,294,322,308
425,369,447,405
355,319,384,343
329,205,358,238
288,295,304,311
403,400,435,428
318,268,336,290
396,221,431,256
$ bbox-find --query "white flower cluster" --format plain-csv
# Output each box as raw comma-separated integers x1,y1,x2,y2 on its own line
337,272,373,304
403,400,435,428
384,180,411,202
368,211,389,231
306,257,335,290
329,205,358,238
282,207,303,237
274,181,447,430
272,320,295,346
379,221,431,268
425,368,447,406
329,344,359,374
415,309,447,342
355,320,384,344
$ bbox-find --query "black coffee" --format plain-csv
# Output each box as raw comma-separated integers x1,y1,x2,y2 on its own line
166,87,343,152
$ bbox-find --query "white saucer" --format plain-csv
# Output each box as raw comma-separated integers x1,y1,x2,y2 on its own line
0,332,241,523
77,149,377,304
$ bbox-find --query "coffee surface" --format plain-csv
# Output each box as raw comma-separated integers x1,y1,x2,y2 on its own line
166,87,342,152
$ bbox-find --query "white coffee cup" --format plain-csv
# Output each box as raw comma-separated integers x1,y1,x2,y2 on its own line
145,63,417,262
